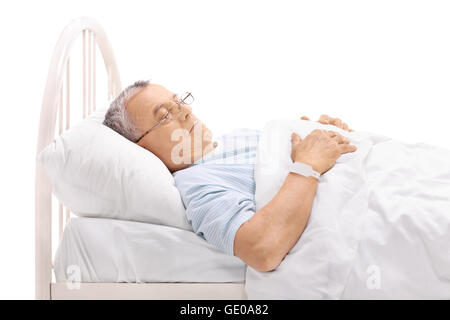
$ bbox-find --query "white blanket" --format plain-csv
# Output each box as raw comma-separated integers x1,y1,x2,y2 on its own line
246,119,450,299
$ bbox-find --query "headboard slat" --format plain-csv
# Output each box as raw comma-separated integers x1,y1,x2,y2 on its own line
88,30,92,115
82,29,87,119
93,33,97,111
58,202,63,241
65,207,70,225
66,58,70,130
58,86,63,135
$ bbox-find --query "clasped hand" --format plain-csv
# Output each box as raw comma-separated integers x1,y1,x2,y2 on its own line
300,114,354,132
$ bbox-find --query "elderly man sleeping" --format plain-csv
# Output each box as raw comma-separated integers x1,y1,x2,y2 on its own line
104,80,450,299
103,80,357,273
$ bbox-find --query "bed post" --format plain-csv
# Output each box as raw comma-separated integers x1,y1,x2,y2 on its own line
35,167,53,300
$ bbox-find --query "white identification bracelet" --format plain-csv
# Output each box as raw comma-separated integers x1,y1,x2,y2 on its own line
289,161,320,180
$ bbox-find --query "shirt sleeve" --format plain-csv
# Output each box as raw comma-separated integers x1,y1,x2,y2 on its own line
173,166,256,256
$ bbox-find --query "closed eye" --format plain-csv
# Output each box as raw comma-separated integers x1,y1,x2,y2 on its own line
160,112,170,121
158,101,178,123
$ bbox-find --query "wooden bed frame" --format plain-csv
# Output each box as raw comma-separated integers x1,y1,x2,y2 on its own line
35,17,247,300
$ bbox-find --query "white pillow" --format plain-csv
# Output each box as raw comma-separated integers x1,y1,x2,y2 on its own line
37,109,193,231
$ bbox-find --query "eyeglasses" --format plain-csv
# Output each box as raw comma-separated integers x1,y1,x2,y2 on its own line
135,92,194,143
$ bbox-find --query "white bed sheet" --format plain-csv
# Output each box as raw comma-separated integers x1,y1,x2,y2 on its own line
54,217,246,283
247,119,450,299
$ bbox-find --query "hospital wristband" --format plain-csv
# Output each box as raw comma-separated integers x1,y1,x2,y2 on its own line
289,161,320,180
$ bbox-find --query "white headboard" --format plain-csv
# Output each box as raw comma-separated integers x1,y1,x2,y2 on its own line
35,17,122,299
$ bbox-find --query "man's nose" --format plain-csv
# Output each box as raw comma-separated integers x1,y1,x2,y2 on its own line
178,104,192,120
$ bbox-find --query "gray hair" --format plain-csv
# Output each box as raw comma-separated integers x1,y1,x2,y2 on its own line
103,80,150,142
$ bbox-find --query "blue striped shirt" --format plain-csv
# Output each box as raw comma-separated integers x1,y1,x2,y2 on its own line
173,128,260,255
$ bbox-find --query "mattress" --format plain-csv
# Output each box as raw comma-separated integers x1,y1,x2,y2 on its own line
54,217,246,283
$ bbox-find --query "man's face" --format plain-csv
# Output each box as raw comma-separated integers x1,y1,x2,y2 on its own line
126,83,215,172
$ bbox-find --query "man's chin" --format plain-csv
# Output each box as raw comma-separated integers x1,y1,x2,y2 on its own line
187,122,213,161
200,122,213,138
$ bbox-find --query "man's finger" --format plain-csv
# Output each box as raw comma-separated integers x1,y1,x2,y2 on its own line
340,144,357,154
333,118,343,128
291,132,302,143
300,116,310,120
326,130,339,138
332,134,348,144
336,136,350,144
318,114,329,124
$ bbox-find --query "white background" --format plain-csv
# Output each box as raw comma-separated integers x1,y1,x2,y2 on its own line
1,0,449,299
